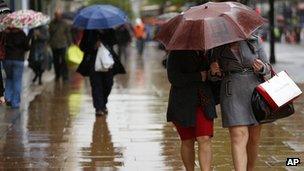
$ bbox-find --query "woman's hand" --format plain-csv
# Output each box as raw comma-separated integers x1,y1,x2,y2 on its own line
0,96,5,105
252,59,265,73
210,62,222,77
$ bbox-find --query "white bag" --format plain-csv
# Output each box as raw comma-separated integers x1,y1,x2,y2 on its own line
256,71,302,109
95,43,114,72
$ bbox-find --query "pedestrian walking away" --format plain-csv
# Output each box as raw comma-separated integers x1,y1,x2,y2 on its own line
49,10,71,82
78,30,115,116
134,18,146,57
28,25,50,85
166,50,218,171
210,35,271,171
0,0,10,105
3,28,30,109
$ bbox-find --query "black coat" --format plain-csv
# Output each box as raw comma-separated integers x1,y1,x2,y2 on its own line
166,51,217,127
4,29,29,61
77,29,125,77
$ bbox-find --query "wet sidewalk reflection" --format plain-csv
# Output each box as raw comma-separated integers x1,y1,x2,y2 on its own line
0,45,303,170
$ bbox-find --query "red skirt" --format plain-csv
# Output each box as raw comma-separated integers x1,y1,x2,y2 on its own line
174,107,214,140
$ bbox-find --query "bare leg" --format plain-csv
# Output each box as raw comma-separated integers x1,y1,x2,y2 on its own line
181,139,196,171
197,136,212,171
247,125,262,171
229,126,249,171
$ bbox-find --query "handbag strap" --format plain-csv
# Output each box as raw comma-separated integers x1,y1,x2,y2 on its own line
269,65,276,77
261,64,276,82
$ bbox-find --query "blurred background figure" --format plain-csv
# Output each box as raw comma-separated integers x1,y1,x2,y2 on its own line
3,27,30,109
28,25,50,85
49,10,72,82
116,24,132,61
0,0,10,105
133,18,146,57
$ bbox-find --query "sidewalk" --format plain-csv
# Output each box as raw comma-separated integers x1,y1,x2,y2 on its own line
0,65,54,140
0,43,303,170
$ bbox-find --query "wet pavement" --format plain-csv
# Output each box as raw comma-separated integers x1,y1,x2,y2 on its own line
0,43,303,170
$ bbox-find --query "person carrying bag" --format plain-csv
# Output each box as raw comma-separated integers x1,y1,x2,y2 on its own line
77,29,125,116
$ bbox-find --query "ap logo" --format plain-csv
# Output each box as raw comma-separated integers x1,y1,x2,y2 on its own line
286,158,301,166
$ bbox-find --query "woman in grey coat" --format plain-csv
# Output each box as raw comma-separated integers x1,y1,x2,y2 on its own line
210,35,270,171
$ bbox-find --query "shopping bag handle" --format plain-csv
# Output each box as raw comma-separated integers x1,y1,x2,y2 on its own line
261,64,276,82
269,64,276,77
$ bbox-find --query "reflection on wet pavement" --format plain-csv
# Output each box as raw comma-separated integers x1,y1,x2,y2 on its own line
0,45,303,170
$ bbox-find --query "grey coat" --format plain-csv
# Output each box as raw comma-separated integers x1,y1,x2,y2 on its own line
212,37,271,127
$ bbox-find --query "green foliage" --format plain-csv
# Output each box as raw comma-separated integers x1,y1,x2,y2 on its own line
86,0,133,18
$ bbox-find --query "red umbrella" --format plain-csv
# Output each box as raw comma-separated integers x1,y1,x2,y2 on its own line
156,2,267,51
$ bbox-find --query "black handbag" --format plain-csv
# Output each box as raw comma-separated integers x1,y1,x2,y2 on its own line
251,68,295,124
251,89,295,124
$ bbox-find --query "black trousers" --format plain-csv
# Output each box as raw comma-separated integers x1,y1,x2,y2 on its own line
89,71,114,110
52,48,68,81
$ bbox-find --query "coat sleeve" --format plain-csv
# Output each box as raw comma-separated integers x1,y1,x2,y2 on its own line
256,38,271,75
64,23,72,46
167,51,202,87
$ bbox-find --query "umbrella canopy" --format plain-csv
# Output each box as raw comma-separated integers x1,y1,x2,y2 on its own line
73,5,128,29
156,2,267,51
1,10,50,29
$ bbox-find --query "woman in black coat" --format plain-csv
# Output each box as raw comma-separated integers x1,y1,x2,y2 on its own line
167,50,218,171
